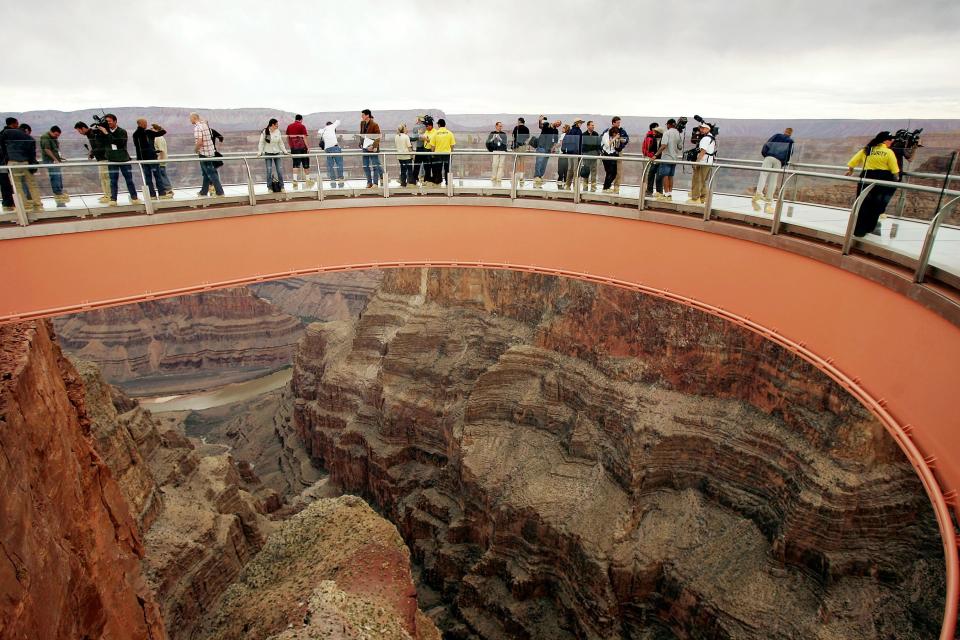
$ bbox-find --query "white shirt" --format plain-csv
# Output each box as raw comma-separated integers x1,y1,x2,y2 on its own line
394,133,412,160
258,128,287,155
698,134,717,165
319,120,340,149
154,135,168,160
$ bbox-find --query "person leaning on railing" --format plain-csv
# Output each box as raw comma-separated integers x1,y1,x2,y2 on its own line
74,120,112,203
753,127,794,214
40,126,71,207
844,131,900,237
258,118,288,193
486,121,508,186
319,119,344,188
286,115,315,190
190,112,225,197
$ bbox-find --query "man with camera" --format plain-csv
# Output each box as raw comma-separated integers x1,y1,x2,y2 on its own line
486,121,508,185
604,116,630,192
96,114,138,205
688,122,716,205
133,119,171,201
753,127,794,213
74,119,112,203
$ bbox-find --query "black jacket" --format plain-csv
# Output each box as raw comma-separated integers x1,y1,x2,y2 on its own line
538,123,559,151
0,126,37,163
511,124,530,149
104,127,131,162
581,130,601,155
486,131,507,152
133,126,166,161
82,129,108,160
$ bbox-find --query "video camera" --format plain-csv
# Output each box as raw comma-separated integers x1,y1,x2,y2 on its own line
684,115,719,161
675,116,688,134
891,127,923,166
90,113,108,129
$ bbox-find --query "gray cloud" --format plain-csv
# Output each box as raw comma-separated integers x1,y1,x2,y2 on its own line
4,0,959,118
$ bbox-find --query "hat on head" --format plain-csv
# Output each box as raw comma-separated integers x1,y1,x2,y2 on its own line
423,115,434,125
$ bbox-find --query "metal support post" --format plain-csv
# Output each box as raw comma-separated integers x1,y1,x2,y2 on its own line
573,157,583,204
703,166,721,221
6,168,29,226
772,173,798,235
241,158,256,205
914,195,960,283
638,161,652,211
315,154,323,202
135,163,154,214
510,154,519,200
842,183,876,255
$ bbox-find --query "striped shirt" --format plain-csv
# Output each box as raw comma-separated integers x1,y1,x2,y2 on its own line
194,120,216,157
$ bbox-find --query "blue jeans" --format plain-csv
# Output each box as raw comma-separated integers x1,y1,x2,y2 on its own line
362,151,383,186
157,165,172,193
535,148,550,178
109,163,137,201
325,146,344,181
199,157,224,195
46,164,64,195
142,164,167,197
264,155,284,187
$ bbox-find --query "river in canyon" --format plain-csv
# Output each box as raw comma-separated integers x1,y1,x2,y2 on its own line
137,367,292,412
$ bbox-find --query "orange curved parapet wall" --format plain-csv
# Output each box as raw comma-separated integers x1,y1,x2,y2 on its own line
1,204,958,636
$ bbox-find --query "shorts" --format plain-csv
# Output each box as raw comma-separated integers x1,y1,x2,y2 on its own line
291,149,310,168
658,163,676,177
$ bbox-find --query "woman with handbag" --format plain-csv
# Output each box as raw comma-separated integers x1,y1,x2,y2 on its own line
258,118,288,193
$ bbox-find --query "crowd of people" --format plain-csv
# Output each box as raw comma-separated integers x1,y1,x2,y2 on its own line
0,108,903,232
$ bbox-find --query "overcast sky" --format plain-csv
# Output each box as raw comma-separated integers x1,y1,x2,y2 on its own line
6,0,959,118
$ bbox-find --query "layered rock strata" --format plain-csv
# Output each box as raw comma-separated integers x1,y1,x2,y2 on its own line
55,287,303,393
199,495,441,640
251,271,383,323
292,268,945,639
0,321,166,640
74,358,270,640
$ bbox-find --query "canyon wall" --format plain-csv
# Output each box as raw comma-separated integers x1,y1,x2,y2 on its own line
55,287,303,394
250,271,383,323
291,268,945,639
0,321,166,640
73,359,270,640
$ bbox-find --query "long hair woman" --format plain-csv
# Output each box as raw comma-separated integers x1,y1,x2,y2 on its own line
845,131,900,237
258,118,288,192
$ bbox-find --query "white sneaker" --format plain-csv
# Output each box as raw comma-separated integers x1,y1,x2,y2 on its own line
305,179,316,189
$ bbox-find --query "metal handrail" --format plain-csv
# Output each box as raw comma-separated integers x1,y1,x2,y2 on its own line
915,195,960,283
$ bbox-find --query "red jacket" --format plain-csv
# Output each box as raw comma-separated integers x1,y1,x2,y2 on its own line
642,129,659,158
286,121,308,150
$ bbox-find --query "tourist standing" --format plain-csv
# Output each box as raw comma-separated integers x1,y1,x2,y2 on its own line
421,116,437,184
753,127,794,213
286,114,315,190
534,117,559,188
151,124,173,196
1,119,42,211
606,117,629,191
486,121,508,185
319,120,344,188
0,118,15,212
688,122,716,204
655,119,682,201
98,114,138,205
132,119,169,200
559,120,583,190
74,120,112,203
395,124,413,187
844,131,900,237
429,118,456,186
600,125,622,192
191,112,224,197
258,118,288,193
40,125,71,206
511,117,530,185
642,122,661,197
359,109,383,188
409,115,428,186
580,120,601,191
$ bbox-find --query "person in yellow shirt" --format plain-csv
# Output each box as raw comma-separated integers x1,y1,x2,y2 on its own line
427,118,456,186
844,131,900,237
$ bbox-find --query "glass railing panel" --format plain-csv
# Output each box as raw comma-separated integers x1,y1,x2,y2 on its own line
779,174,858,240
710,165,783,220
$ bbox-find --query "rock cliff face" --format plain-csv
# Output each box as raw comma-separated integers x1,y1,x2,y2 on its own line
73,360,270,640
291,268,945,639
0,321,166,640
251,272,383,323
55,287,303,394
199,495,441,640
